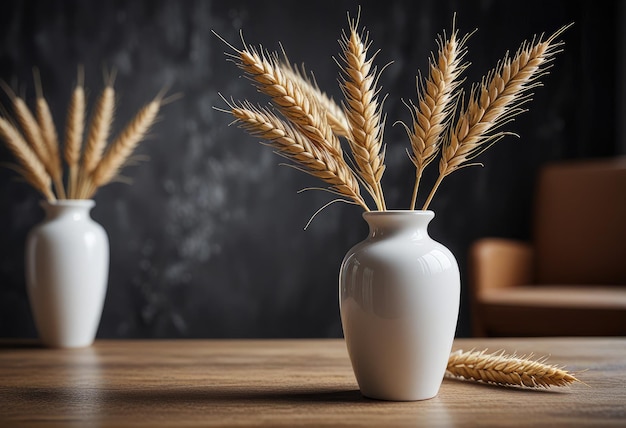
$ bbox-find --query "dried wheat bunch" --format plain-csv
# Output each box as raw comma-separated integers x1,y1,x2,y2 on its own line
218,14,568,214
446,349,580,388
0,69,164,200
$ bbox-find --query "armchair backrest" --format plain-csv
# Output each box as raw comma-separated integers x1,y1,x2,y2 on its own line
533,157,626,285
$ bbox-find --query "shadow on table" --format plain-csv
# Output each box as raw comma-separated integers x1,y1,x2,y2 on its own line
113,387,369,404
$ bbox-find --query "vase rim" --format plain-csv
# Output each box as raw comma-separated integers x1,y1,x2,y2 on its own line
41,199,95,208
363,210,434,217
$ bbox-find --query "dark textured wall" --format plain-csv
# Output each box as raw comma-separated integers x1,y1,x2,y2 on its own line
0,0,622,339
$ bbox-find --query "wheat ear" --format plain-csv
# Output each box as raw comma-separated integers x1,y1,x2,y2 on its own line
0,117,55,200
280,63,351,137
401,24,470,210
230,101,368,210
0,82,55,183
447,349,580,388
87,97,161,198
338,17,387,211
64,69,86,199
235,44,346,163
422,25,569,210
33,70,66,199
79,81,115,197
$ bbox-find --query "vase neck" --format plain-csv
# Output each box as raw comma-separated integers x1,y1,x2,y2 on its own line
42,200,95,221
363,210,434,239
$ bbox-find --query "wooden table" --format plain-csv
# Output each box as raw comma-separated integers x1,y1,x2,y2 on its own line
0,338,624,427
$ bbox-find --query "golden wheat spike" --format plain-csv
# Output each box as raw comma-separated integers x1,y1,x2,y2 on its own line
447,349,580,388
33,70,66,199
81,84,115,175
280,64,351,138
64,70,86,199
88,97,161,197
338,17,387,211
236,45,346,164
401,22,470,210
0,117,55,200
230,101,368,211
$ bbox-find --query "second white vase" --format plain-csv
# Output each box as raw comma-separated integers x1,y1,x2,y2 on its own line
25,200,109,348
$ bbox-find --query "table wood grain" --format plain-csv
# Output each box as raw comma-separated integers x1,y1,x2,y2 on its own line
0,338,624,427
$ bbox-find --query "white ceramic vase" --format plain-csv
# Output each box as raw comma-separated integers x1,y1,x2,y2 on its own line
25,200,109,348
339,210,460,401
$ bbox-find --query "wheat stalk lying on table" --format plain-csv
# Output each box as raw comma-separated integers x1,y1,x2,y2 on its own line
218,14,569,212
446,349,580,388
0,69,166,200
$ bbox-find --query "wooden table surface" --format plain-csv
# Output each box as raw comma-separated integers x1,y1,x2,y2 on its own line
0,338,624,427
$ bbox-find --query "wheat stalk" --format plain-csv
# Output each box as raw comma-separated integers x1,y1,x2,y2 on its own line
338,17,387,211
422,25,569,210
87,96,161,198
33,70,66,199
64,69,86,199
1,68,165,200
78,81,115,196
0,117,55,200
230,101,368,210
234,44,347,164
0,82,57,186
447,349,580,388
400,23,470,210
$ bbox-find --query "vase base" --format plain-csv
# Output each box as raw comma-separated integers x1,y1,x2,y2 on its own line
360,390,439,402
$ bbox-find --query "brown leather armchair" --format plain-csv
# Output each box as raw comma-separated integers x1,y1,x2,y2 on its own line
469,157,626,336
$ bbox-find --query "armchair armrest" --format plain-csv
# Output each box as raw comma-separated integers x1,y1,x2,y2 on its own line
468,238,534,298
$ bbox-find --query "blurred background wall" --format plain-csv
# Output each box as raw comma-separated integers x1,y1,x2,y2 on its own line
0,0,623,339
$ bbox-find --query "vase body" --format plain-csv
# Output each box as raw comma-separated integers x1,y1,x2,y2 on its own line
339,210,460,401
25,200,109,348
